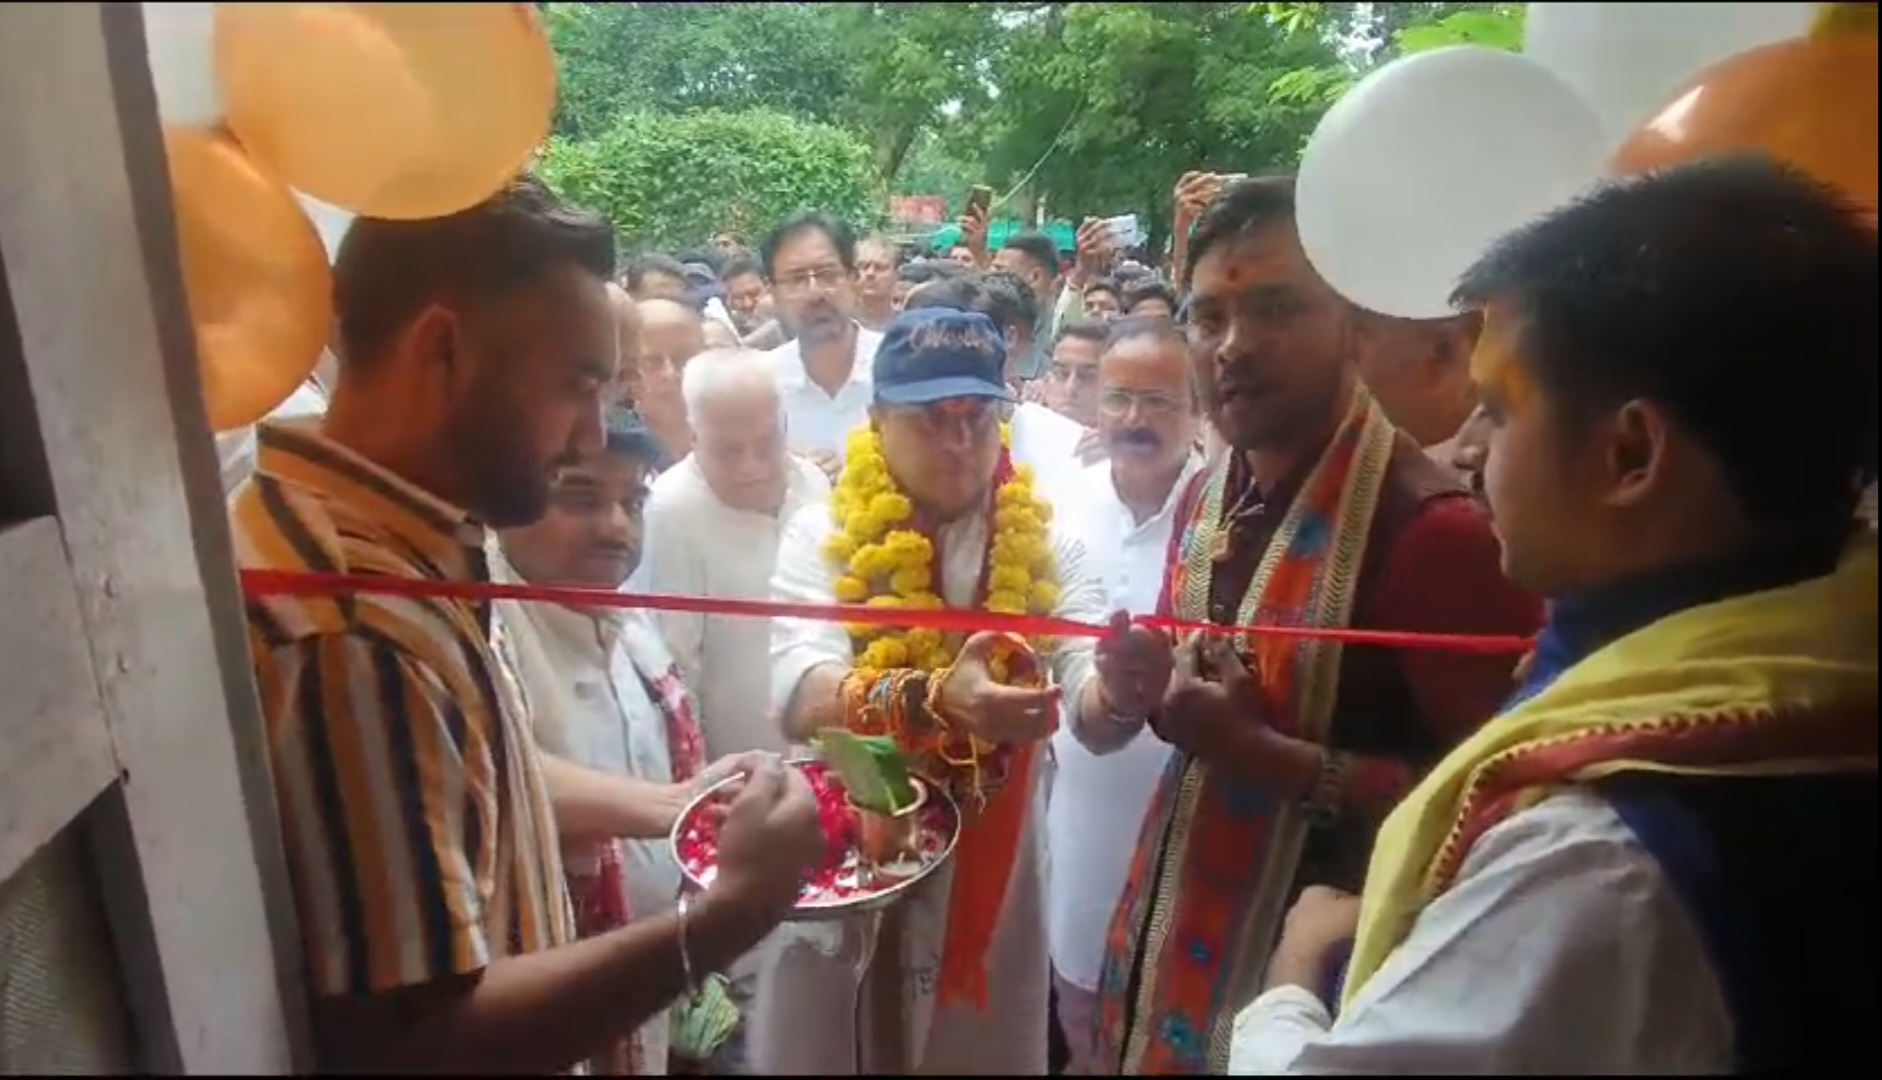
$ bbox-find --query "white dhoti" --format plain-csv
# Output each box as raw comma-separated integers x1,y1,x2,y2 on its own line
748,798,1049,1075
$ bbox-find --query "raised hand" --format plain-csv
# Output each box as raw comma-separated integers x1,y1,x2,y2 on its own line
1073,217,1116,281
960,201,992,265
1093,610,1174,717
1173,170,1229,223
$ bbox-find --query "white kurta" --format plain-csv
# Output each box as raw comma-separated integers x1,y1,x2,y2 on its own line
758,502,1105,1075
1008,400,1086,495
1227,789,1733,1074
1046,456,1199,995
767,326,885,463
492,568,690,1076
638,452,832,758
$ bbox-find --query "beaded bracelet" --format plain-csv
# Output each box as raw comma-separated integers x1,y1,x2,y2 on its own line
832,665,1017,814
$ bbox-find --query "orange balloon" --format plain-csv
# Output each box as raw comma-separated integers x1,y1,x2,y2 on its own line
1610,32,1879,213
164,127,332,432
216,3,556,221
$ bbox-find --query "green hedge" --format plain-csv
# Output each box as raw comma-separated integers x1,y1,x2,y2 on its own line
538,108,883,253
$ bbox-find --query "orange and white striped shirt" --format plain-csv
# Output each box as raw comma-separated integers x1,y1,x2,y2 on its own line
231,420,572,1000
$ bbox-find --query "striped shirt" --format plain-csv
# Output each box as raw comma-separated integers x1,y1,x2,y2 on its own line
231,420,573,999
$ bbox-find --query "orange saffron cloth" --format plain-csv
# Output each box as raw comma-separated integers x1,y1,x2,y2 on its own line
934,742,1036,1008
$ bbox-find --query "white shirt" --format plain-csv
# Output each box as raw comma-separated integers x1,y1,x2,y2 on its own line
493,594,684,920
639,453,832,758
767,325,884,462
768,501,1106,736
1227,790,1733,1074
1045,455,1200,991
490,587,691,1075
702,296,739,334
1009,400,1087,497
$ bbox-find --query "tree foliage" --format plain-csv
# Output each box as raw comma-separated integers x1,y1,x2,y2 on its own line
541,1,1525,253
537,110,880,253
972,3,1341,249
547,2,999,183
1266,3,1526,112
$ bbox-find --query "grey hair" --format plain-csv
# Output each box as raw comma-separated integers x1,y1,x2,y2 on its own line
680,346,788,430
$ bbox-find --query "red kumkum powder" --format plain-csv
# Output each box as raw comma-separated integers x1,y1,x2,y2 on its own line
676,760,957,908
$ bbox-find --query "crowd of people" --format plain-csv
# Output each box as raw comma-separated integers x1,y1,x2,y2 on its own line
222,154,1876,1076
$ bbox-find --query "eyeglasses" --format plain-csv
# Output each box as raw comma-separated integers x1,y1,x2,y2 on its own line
882,399,1002,437
1098,388,1188,418
773,266,850,295
1049,363,1100,386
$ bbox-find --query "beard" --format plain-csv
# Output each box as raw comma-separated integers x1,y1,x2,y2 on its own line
450,383,562,528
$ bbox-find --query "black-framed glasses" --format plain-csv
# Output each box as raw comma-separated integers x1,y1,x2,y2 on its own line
772,266,850,295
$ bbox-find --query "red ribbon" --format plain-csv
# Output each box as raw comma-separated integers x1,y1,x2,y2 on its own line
239,570,1534,655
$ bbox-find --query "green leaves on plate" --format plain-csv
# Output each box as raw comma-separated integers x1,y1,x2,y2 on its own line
815,728,918,815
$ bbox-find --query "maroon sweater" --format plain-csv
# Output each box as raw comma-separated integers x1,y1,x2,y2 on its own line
1161,435,1543,887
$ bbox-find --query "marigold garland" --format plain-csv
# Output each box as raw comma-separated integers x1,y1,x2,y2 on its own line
824,424,1059,674
821,422,1059,1014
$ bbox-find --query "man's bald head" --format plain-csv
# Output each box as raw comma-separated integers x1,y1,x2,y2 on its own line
636,296,706,428
638,296,703,335
606,282,640,406
1354,310,1481,448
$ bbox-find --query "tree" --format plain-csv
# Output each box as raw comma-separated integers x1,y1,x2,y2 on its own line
545,2,1001,186
541,0,1519,253
972,3,1343,249
897,130,986,218
1266,3,1527,112
537,109,880,253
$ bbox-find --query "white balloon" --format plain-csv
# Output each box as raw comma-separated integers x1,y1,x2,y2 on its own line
142,1,221,127
1525,2,1813,147
294,192,355,263
1297,46,1607,321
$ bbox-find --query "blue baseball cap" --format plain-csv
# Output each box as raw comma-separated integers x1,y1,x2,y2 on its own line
872,308,1014,407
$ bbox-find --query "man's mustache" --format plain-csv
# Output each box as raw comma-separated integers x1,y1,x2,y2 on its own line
1108,427,1162,450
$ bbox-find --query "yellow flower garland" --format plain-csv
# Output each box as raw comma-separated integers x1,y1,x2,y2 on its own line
823,424,1059,672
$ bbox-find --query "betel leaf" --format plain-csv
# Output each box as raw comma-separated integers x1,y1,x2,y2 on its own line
862,738,919,812
815,729,918,815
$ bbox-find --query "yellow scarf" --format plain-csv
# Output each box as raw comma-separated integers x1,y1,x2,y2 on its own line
1344,537,1880,1007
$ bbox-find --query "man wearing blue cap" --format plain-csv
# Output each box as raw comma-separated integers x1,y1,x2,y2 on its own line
754,307,1176,1074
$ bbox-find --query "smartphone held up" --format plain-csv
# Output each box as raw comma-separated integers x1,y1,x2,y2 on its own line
966,183,993,218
